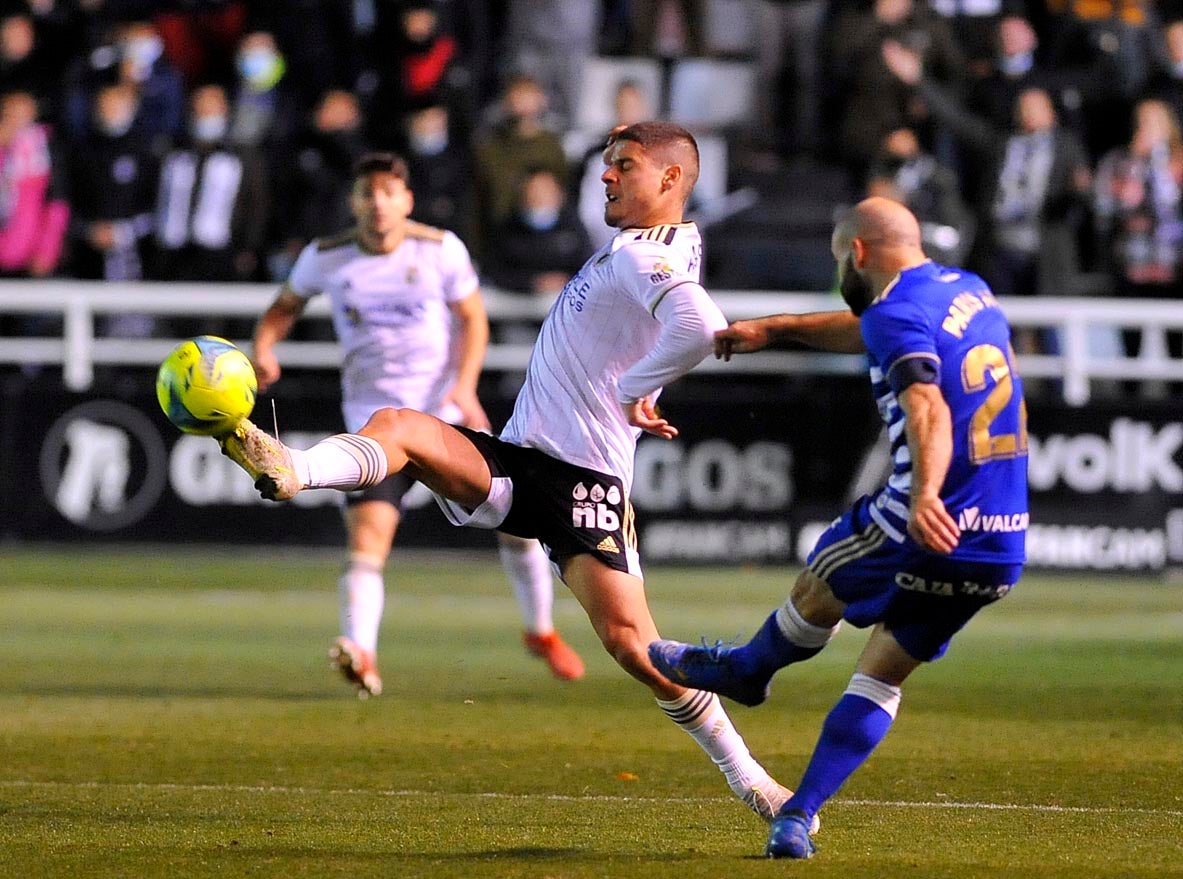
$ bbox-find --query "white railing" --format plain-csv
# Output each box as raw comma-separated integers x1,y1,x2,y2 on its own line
2,280,1182,405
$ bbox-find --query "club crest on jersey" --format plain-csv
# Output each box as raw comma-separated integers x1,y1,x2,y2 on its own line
405,266,419,285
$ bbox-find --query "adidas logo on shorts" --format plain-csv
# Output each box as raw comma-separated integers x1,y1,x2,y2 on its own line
596,535,620,553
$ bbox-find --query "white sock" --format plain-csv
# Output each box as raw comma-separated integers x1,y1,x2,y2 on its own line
775,598,842,648
338,553,385,655
656,689,772,798
498,537,554,634
292,434,388,491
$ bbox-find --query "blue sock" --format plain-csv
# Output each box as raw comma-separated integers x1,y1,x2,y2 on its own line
732,611,825,677
783,691,896,819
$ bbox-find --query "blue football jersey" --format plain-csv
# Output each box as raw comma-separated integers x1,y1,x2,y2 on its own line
859,261,1028,563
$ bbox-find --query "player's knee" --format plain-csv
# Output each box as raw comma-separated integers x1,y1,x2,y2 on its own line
790,568,845,628
598,626,650,677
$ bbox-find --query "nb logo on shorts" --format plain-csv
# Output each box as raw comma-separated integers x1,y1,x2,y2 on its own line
572,482,621,531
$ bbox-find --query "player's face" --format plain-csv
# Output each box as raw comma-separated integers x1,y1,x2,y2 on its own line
833,239,874,316
351,172,413,237
601,139,666,229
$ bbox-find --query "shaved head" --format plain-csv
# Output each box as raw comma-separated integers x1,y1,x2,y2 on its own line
832,196,922,255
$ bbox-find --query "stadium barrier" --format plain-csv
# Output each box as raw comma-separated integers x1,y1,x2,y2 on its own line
3,280,1183,402
3,280,1183,573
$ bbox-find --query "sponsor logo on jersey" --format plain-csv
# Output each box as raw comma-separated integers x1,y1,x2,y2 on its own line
957,506,1029,533
649,261,672,284
894,572,1013,599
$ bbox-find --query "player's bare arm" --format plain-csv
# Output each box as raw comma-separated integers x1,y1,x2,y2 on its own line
714,311,865,360
620,396,678,439
444,289,491,431
252,285,307,392
898,381,960,554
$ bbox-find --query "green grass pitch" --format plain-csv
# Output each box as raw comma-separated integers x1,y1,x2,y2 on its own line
2,545,1181,878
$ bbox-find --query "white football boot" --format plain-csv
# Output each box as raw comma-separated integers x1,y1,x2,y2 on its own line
218,418,302,501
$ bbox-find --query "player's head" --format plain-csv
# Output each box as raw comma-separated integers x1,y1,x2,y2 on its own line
831,196,925,315
600,121,698,229
351,151,414,239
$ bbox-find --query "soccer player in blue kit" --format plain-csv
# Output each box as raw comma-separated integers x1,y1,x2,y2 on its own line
649,197,1029,859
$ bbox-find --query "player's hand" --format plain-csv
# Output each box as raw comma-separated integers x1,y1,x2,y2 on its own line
252,347,282,393
622,397,678,439
908,494,960,555
714,320,771,360
446,386,491,432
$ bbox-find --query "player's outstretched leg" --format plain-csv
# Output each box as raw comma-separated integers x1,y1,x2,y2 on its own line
649,596,841,706
218,419,390,501
218,418,304,500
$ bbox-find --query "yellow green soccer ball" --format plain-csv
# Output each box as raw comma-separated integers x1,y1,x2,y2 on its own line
156,335,257,436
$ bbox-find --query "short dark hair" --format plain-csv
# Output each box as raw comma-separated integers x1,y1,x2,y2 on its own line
608,121,700,192
352,151,410,183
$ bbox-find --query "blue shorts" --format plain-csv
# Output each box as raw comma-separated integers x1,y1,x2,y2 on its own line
807,496,1022,662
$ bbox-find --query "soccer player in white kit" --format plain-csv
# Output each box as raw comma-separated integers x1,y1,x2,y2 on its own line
249,152,584,697
221,124,800,822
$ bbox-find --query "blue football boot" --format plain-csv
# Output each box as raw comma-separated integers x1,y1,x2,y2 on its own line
765,809,817,859
647,639,771,706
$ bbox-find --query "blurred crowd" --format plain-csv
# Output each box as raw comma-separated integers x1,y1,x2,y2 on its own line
1,0,1183,359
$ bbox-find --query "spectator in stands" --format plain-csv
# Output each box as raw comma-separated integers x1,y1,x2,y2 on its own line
61,18,185,147
285,88,368,248
115,19,186,146
473,73,568,256
576,78,651,250
825,0,966,175
926,0,1006,77
1094,98,1183,358
152,83,268,285
366,0,460,146
865,127,973,266
252,0,357,109
504,0,599,129
484,166,591,296
1145,19,1183,127
0,89,67,278
402,101,474,241
1041,0,1155,158
228,29,303,279
0,12,57,118
629,0,706,58
883,45,1093,306
750,0,825,158
66,81,157,294
154,0,247,88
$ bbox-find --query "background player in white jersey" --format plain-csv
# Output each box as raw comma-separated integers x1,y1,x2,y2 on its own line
220,123,804,825
250,152,584,696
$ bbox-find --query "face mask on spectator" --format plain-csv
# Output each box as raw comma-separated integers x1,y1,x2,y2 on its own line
192,114,228,143
522,206,560,231
409,129,448,156
98,110,135,137
1000,51,1033,77
238,48,278,85
123,36,163,73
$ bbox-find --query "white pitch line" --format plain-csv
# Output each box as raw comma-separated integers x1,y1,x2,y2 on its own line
2,780,1181,819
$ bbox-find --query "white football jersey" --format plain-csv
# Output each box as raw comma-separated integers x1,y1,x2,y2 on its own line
287,223,479,430
501,222,706,492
